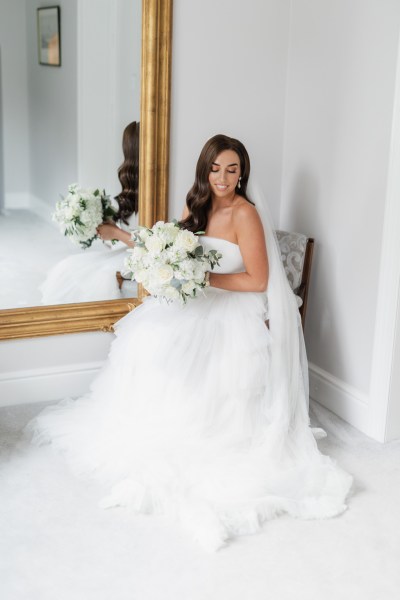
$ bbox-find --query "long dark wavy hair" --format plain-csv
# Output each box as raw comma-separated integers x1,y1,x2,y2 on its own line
179,134,252,233
114,121,140,224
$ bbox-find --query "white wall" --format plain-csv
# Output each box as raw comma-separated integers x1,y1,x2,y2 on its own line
280,0,400,437
0,0,30,208
0,332,113,406
2,0,400,443
386,291,400,441
77,0,141,195
168,0,291,225
26,0,78,207
0,46,5,212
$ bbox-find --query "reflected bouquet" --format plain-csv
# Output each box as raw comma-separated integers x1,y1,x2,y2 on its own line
125,220,222,303
53,184,117,249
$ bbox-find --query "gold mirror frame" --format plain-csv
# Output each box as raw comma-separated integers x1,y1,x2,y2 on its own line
0,0,172,341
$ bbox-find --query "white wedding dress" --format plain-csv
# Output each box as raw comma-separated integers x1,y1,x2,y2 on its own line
27,235,353,551
40,214,137,305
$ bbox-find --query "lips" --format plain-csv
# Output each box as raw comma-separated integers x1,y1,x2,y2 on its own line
215,184,228,190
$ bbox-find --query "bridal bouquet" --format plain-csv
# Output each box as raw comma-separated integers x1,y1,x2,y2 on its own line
125,221,222,303
53,184,117,249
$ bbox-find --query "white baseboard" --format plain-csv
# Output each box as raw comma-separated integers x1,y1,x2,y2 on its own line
308,362,371,438
5,192,31,209
0,362,104,407
0,358,376,439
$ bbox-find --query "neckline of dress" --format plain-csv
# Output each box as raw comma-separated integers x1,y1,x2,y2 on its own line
200,235,239,248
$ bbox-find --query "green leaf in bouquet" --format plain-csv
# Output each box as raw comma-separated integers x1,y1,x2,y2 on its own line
93,189,100,197
195,230,206,235
194,246,204,257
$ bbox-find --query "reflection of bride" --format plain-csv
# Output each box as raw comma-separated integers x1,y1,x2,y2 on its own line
40,122,139,305
27,134,353,552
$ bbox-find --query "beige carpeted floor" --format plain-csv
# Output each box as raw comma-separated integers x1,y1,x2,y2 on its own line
0,399,399,600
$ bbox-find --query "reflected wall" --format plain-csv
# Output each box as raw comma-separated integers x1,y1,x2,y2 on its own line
0,0,141,310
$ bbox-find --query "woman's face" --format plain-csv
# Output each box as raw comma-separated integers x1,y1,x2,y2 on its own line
208,149,241,199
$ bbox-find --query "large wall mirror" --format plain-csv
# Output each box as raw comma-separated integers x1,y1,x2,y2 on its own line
0,0,172,340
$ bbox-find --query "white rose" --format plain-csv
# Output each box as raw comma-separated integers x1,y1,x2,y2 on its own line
154,264,174,284
175,230,199,252
160,222,180,244
145,235,163,254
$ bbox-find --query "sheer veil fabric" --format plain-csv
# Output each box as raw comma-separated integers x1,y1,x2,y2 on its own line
26,181,354,552
248,179,313,440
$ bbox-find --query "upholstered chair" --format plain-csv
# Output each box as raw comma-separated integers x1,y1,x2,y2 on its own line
275,230,314,328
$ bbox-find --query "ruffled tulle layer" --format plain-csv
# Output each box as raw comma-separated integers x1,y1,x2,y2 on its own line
40,245,128,305
26,289,353,551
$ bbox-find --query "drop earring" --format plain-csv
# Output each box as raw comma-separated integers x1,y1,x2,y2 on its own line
237,177,242,189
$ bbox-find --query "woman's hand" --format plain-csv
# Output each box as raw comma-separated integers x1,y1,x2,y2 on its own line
96,223,134,247
97,223,120,241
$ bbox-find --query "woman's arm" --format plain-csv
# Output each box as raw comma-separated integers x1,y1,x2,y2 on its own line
181,204,189,220
96,223,134,248
209,204,269,292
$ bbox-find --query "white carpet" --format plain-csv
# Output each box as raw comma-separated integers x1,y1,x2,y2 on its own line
0,399,399,600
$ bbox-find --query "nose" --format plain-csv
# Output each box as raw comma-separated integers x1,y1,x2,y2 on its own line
218,170,227,183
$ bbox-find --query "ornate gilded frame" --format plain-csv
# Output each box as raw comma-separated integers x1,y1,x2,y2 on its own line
0,0,172,341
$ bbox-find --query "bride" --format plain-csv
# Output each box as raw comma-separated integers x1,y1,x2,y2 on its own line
40,122,139,305
27,134,353,551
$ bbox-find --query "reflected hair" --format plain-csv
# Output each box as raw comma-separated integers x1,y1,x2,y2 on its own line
179,134,252,233
114,121,140,224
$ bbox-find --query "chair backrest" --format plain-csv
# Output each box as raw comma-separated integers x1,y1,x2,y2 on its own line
275,230,314,328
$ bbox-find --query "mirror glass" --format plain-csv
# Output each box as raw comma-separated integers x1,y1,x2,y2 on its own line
0,0,141,310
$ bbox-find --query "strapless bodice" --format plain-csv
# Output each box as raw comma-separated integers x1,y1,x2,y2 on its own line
199,235,245,274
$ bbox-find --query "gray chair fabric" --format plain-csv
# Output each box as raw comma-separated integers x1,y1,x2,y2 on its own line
275,230,309,308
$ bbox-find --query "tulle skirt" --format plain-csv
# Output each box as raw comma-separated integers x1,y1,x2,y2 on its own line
26,287,353,551
40,245,129,305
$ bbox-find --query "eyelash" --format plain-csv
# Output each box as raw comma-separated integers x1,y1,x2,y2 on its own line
211,169,237,174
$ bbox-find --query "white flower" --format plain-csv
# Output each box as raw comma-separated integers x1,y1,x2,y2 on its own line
163,286,180,300
159,222,179,245
175,259,195,280
153,264,174,285
145,235,163,255
134,269,148,283
53,184,116,249
131,246,146,260
181,280,196,295
119,220,221,303
138,228,151,241
193,263,208,283
175,229,199,252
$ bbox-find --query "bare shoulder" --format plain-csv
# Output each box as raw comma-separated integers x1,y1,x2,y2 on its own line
232,199,262,231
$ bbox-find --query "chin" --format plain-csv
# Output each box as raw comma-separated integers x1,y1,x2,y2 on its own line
212,187,232,197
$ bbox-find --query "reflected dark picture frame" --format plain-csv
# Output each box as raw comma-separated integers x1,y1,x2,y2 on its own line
37,6,61,67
